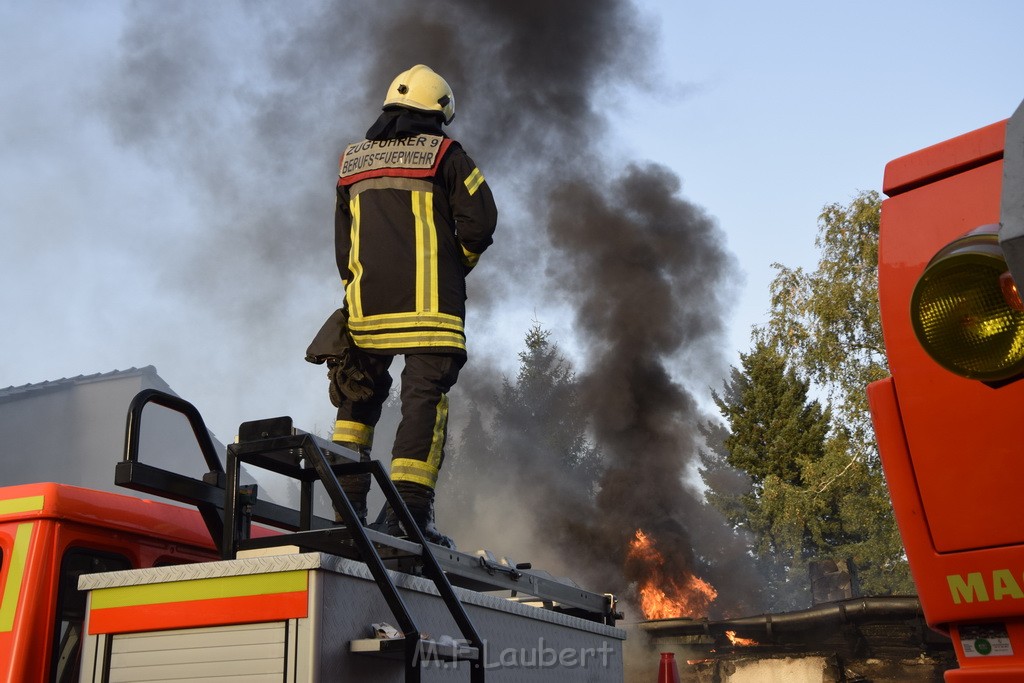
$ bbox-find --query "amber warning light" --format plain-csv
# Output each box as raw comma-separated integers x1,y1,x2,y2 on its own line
910,225,1024,382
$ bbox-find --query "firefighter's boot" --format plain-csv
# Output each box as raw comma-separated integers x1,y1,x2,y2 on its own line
386,481,455,549
329,444,371,526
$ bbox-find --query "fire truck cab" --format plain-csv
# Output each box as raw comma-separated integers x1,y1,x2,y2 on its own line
869,100,1024,681
0,482,216,682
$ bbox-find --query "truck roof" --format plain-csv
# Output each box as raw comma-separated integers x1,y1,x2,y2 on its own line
0,482,215,551
883,120,1006,197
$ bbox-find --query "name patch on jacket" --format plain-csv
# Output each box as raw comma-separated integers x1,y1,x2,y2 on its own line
338,134,452,186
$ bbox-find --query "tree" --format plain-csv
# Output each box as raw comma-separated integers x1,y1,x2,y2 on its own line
439,323,600,509
753,190,913,595
492,324,601,486
702,341,833,610
437,323,601,550
758,190,888,457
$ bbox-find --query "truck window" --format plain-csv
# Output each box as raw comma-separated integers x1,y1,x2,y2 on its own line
51,549,130,683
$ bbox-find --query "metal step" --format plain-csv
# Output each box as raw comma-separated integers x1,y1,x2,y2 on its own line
351,637,480,663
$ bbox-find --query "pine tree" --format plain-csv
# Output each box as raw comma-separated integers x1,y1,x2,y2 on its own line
703,341,833,610
492,324,601,486
437,323,601,549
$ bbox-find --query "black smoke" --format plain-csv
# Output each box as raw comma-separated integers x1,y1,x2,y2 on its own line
98,0,759,618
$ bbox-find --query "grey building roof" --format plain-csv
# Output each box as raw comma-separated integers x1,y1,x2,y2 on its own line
0,366,176,404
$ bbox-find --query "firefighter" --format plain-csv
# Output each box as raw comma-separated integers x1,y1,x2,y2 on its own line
329,64,497,548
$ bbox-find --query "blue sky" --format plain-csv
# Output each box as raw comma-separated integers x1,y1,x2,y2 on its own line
1,1,1022,447
624,0,1024,359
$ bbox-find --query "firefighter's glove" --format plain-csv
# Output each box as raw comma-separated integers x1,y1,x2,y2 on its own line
327,350,375,405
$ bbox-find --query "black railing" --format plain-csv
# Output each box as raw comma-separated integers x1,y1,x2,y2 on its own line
119,389,328,556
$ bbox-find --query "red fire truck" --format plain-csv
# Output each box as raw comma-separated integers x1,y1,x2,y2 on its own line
869,99,1024,681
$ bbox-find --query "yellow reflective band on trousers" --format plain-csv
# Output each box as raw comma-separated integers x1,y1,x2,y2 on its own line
390,393,448,489
347,194,364,318
0,523,34,632
427,394,449,471
464,167,485,196
332,420,374,448
411,190,439,314
391,458,440,489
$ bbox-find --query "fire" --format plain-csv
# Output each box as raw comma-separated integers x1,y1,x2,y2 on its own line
724,630,758,647
627,529,718,619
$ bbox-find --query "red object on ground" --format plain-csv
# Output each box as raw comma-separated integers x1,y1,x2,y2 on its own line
658,651,681,683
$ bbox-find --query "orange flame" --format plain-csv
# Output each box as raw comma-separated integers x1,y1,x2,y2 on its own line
724,630,758,646
628,529,718,619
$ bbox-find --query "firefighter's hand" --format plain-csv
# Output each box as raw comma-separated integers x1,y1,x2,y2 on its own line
327,356,374,405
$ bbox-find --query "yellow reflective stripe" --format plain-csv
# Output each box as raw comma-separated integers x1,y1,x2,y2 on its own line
426,196,438,312
413,190,426,312
391,458,439,489
349,311,465,332
427,394,449,471
0,523,35,632
464,168,485,196
0,495,44,516
460,243,480,268
90,571,308,610
350,330,466,351
347,194,364,318
333,420,374,447
411,191,439,313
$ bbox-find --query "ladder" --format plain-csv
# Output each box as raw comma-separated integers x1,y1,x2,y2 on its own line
223,416,486,683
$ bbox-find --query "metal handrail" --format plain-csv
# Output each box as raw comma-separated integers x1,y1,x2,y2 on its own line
120,389,228,553
123,388,224,474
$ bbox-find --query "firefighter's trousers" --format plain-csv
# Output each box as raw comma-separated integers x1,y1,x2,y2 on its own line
332,352,464,491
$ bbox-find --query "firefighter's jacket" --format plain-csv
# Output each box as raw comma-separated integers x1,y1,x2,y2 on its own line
335,133,497,355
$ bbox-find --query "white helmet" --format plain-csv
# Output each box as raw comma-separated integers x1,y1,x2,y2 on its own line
383,64,455,125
